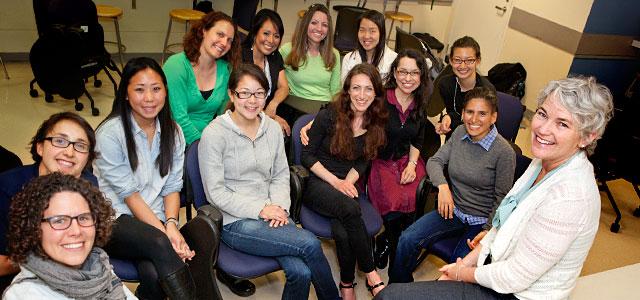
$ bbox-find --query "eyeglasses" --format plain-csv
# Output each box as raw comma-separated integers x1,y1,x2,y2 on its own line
42,213,96,230
44,137,90,153
233,90,267,100
451,57,477,65
396,70,421,78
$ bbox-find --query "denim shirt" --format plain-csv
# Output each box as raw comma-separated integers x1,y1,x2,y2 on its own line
93,114,185,221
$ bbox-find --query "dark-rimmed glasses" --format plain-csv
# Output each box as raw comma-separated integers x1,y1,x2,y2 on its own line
44,137,90,153
42,213,96,230
233,90,267,100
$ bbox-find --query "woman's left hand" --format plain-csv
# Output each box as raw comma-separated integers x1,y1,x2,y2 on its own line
400,163,417,184
439,258,468,282
467,230,488,250
273,115,291,136
166,225,195,261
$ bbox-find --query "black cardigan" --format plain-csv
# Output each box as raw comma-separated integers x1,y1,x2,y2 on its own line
241,46,285,105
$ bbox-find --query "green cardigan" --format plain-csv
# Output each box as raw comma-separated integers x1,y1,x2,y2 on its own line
163,52,231,145
279,42,341,101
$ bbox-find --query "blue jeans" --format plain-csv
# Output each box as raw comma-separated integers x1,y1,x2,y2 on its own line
389,211,483,283
222,218,339,300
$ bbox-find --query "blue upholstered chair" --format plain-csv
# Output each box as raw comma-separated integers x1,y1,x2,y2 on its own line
495,91,525,143
184,140,282,289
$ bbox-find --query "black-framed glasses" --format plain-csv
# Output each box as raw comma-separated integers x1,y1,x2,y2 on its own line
42,213,96,230
233,90,267,100
451,57,477,65
44,137,90,153
396,70,421,78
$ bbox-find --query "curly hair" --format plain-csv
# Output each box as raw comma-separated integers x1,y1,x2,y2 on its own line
29,112,96,166
384,49,431,121
183,11,241,69
536,76,614,155
8,173,114,264
285,4,336,71
330,63,388,160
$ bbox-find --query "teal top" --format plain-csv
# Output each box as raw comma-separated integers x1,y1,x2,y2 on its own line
492,152,579,229
163,52,231,145
279,42,341,101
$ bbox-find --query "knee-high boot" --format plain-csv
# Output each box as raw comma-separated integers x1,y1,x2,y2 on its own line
159,265,197,300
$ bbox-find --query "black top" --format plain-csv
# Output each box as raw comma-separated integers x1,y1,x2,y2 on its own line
378,90,426,161
302,107,369,179
241,45,285,105
437,72,495,131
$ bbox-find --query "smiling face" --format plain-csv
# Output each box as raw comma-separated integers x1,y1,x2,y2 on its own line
462,97,497,141
531,93,591,171
348,74,376,114
451,47,479,81
40,191,95,269
201,20,235,60
395,57,421,95
229,75,267,122
253,19,281,56
306,11,329,47
127,68,166,126
36,120,90,178
358,18,380,54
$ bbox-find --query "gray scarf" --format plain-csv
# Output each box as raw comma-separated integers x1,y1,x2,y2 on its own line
22,247,126,300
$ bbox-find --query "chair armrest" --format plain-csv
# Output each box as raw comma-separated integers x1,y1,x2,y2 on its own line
289,165,309,223
181,204,223,300
414,177,438,220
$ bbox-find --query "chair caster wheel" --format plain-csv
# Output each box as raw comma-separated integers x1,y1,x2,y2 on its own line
94,79,102,87
91,107,99,116
75,102,84,111
45,94,53,102
610,222,620,233
30,89,38,98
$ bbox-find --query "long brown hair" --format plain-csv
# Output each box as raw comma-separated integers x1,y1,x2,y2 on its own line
330,64,388,160
285,4,336,71
183,11,241,69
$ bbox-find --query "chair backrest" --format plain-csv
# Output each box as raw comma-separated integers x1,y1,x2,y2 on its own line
514,152,532,183
185,139,208,209
291,113,317,165
394,27,443,81
495,91,525,142
333,6,369,55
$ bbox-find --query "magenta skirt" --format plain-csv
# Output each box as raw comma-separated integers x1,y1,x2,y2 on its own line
367,155,427,216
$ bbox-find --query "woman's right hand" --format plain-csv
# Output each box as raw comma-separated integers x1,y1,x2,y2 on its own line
300,120,314,146
437,184,455,219
259,205,289,227
436,114,452,135
332,179,358,199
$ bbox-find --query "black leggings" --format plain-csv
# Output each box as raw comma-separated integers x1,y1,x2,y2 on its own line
104,215,185,300
303,176,375,283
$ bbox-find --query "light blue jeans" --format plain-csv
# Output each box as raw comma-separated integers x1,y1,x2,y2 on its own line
222,218,339,300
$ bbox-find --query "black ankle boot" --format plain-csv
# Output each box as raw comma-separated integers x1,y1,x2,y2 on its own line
159,265,197,300
216,269,256,297
374,233,391,269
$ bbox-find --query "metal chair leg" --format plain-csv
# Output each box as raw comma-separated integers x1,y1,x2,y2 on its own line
0,55,9,80
387,19,395,42
114,18,125,68
161,18,174,65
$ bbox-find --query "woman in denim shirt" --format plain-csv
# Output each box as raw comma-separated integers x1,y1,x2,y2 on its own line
94,57,195,299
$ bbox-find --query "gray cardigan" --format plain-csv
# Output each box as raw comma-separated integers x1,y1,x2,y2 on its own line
427,126,515,229
198,111,290,225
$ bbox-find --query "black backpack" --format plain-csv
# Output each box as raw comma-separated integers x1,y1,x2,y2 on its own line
488,62,527,99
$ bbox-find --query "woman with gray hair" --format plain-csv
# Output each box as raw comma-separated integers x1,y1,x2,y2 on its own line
375,76,614,300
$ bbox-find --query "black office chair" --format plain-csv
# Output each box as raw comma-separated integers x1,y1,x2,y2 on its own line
333,6,369,56
394,27,444,81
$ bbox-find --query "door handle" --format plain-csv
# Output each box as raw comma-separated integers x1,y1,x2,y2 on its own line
495,5,507,13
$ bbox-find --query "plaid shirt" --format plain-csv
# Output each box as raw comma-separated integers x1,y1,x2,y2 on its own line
454,207,488,226
461,125,498,151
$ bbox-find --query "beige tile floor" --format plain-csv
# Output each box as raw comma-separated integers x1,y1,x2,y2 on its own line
1,61,639,299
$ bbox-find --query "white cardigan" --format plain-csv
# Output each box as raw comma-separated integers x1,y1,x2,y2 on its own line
340,46,397,83
475,152,600,300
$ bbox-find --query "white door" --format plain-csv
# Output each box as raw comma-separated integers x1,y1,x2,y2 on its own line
446,0,514,74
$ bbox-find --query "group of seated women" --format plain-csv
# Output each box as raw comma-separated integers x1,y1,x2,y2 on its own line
0,4,615,300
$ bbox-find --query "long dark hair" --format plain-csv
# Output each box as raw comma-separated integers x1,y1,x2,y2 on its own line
356,10,386,68
331,64,388,160
242,9,284,49
101,57,177,177
384,49,431,121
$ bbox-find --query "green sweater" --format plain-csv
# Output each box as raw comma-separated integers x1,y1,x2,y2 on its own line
279,42,341,101
163,52,230,145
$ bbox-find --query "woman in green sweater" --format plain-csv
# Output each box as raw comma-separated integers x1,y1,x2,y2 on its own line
279,4,340,124
163,12,241,145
